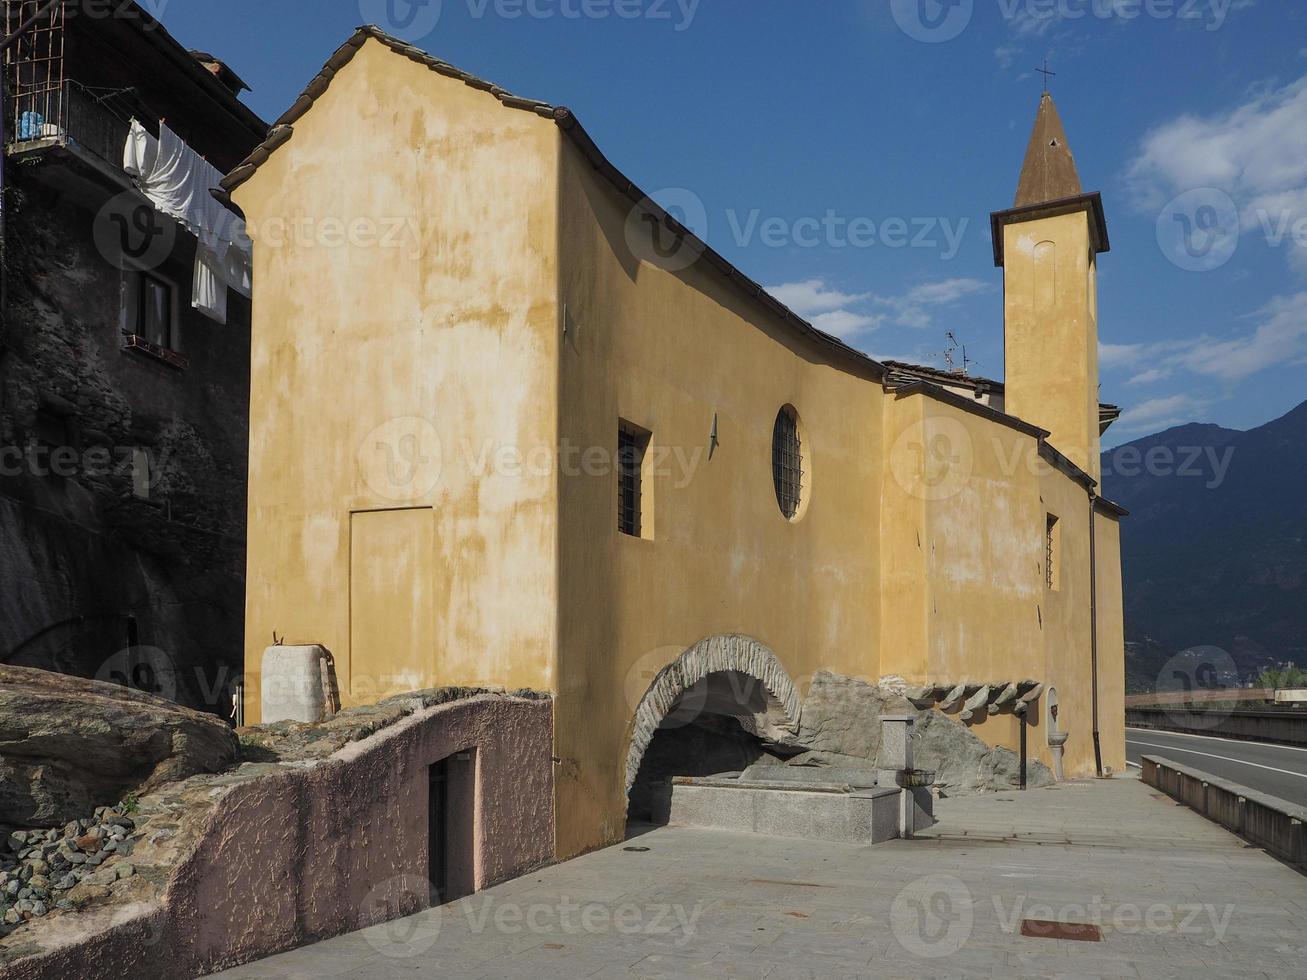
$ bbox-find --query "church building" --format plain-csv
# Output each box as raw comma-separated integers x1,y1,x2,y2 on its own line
223,27,1127,859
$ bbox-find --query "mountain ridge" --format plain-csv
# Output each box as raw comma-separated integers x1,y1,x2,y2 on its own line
1101,399,1307,689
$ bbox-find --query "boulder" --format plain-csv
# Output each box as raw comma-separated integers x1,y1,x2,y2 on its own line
914,709,1054,794
792,670,914,761
0,665,239,828
788,670,1053,794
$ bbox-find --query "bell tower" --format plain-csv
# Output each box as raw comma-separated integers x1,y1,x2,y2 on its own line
992,92,1110,479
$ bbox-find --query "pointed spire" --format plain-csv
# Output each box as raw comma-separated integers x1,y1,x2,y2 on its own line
1014,92,1083,208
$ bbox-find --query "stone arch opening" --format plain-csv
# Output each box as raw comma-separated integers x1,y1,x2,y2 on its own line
624,635,802,825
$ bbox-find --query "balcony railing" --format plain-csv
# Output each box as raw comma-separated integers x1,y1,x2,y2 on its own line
7,79,133,169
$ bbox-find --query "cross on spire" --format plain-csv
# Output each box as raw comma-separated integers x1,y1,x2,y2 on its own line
1036,59,1056,93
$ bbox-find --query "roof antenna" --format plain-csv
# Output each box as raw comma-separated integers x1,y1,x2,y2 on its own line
934,332,971,376
1036,58,1055,94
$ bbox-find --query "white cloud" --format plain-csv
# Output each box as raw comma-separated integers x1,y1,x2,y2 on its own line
1126,74,1307,272
995,44,1022,70
897,279,988,306
1172,291,1307,379
768,279,870,317
1126,367,1172,385
1103,293,1307,388
1007,6,1059,38
1098,339,1187,370
1103,292,1307,437
1099,342,1144,369
1116,393,1206,433
872,278,991,331
810,309,881,338
767,277,989,344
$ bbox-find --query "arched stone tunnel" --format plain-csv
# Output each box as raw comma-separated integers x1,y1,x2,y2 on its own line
624,635,802,824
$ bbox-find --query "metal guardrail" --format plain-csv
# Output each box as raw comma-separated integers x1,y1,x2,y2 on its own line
1127,707,1307,747
1125,688,1274,707
8,79,131,167
1141,755,1306,871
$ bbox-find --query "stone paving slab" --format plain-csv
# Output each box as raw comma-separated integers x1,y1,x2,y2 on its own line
208,774,1307,979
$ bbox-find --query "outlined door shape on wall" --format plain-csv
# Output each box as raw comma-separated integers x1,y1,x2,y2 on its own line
349,507,435,701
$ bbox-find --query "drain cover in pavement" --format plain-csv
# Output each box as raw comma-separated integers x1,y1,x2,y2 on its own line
1020,919,1103,942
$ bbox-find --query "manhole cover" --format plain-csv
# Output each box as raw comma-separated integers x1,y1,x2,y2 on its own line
1020,919,1102,942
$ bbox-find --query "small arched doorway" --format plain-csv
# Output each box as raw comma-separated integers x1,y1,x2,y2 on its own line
624,635,802,826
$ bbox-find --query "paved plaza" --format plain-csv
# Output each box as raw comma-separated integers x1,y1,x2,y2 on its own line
211,774,1307,978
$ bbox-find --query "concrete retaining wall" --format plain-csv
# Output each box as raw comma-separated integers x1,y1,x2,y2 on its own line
1141,755,1307,870
1,694,554,980
1127,707,1307,747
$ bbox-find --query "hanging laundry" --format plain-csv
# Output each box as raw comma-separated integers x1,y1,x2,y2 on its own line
194,236,228,325
122,119,253,324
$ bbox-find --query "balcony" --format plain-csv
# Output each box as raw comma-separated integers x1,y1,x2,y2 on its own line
6,79,134,174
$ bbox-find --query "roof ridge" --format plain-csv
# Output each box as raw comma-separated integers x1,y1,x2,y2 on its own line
219,28,887,382
222,26,556,192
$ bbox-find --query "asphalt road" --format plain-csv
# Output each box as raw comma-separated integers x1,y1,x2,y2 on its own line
1127,727,1307,807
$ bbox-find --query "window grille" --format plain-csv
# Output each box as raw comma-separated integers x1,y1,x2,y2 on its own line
1046,514,1059,590
772,406,802,519
618,423,645,537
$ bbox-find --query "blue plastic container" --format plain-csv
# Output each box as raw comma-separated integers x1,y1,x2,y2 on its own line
18,112,45,141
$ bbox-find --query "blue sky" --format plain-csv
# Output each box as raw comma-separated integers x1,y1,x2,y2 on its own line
154,0,1307,446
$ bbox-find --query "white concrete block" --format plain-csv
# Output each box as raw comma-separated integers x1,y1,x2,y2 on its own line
261,645,331,724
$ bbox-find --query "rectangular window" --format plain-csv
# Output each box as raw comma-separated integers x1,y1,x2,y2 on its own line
132,448,151,500
138,273,174,350
617,421,649,538
1046,514,1060,591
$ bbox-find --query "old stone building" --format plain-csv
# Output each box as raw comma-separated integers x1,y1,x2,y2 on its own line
226,27,1128,859
1,1,265,712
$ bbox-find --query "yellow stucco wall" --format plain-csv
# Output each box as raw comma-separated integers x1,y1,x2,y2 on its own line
1002,211,1102,480
232,36,1127,859
233,40,560,719
878,390,1124,780
1094,511,1127,772
1037,458,1099,777
555,136,886,856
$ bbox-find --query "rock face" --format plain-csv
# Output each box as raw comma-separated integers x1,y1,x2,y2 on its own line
0,666,240,828
789,670,1053,794
794,670,913,761
913,710,1053,794
1,164,250,715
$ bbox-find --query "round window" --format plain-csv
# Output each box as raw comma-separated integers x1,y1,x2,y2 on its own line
771,405,805,520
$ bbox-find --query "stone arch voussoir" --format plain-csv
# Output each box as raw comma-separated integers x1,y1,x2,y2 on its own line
624,634,802,795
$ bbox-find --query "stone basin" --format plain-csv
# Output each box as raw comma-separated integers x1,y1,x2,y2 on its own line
893,769,937,789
